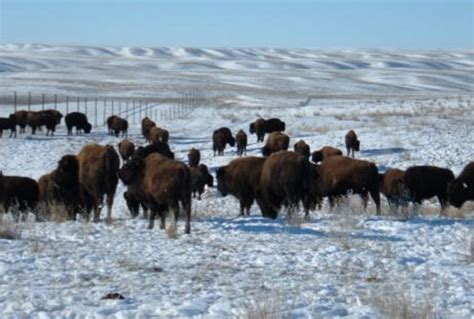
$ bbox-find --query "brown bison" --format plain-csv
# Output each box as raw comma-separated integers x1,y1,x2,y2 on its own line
0,172,39,220
250,118,286,142
379,168,407,212
314,156,381,214
448,162,474,208
149,126,169,144
294,140,310,159
0,115,17,138
236,129,248,156
11,110,28,134
38,155,80,220
257,151,313,219
261,132,290,157
135,141,175,159
118,154,192,234
311,146,343,163
190,164,213,200
403,165,455,212
345,130,360,157
213,127,236,156
65,112,92,135
216,156,267,216
188,148,201,167
118,139,135,162
141,117,156,141
124,190,148,219
27,110,62,135
107,115,128,137
77,144,120,223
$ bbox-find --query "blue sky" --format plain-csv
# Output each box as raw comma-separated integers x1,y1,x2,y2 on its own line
1,0,472,48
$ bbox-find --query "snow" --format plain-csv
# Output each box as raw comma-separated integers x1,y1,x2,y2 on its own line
0,45,473,318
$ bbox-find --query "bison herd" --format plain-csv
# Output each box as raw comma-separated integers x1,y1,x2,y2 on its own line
0,112,473,235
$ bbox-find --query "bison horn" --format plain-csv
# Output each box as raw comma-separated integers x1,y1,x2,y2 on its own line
463,182,468,189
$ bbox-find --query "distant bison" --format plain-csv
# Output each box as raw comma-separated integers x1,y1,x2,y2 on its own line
27,110,62,135
190,164,213,200
294,140,310,159
0,172,39,220
135,141,175,159
107,115,128,137
149,126,169,144
188,148,201,167
261,132,290,157
236,129,248,156
403,165,455,212
38,155,80,220
119,154,192,233
77,144,120,223
0,115,17,138
141,117,156,141
11,110,28,134
213,127,235,156
65,112,92,135
448,162,474,208
345,130,360,157
118,139,135,162
311,146,343,163
379,168,407,212
250,118,286,142
216,156,267,216
314,156,381,214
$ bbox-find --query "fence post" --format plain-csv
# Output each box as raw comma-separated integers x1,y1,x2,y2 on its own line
94,98,98,127
42,93,45,110
133,100,136,124
28,92,31,111
54,94,57,110
85,97,88,117
13,91,17,113
125,101,129,120
66,96,69,114
103,99,107,126
77,97,80,112
111,100,114,116
119,100,122,116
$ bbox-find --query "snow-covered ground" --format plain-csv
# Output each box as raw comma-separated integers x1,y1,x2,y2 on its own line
0,45,473,318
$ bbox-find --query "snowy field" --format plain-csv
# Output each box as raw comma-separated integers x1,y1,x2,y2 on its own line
0,45,473,318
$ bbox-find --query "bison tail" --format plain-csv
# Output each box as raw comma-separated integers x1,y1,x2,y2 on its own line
104,145,120,195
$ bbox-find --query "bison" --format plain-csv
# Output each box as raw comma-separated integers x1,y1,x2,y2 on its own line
107,115,128,137
77,144,120,223
0,115,17,138
118,154,192,234
448,162,474,209
135,141,175,159
0,172,39,220
311,146,343,163
216,156,267,216
345,130,360,157
190,164,213,200
188,148,201,167
236,129,248,156
11,110,28,134
249,118,286,142
314,156,381,214
379,168,407,212
294,140,310,159
261,132,290,157
212,127,235,156
65,112,92,135
249,118,266,142
149,126,169,144
27,110,62,135
118,139,135,163
141,117,156,141
37,155,80,220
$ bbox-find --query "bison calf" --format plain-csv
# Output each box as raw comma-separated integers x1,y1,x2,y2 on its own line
311,146,343,163
379,168,407,212
0,115,17,138
261,132,290,157
213,127,235,156
236,129,248,156
107,115,129,137
190,164,213,200
345,130,360,157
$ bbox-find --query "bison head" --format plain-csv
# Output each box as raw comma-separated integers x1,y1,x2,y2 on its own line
228,136,236,147
311,151,323,163
199,164,214,187
118,157,144,185
84,123,92,134
249,123,255,134
261,146,269,157
447,180,470,208
255,194,278,219
216,167,228,196
355,140,360,152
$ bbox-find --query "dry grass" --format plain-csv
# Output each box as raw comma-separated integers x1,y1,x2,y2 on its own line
0,214,22,240
166,223,177,239
469,235,474,264
242,291,288,319
371,293,437,319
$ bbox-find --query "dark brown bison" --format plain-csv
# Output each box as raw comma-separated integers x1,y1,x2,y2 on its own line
250,118,286,142
27,110,62,135
0,115,17,138
448,162,474,208
311,146,343,163
65,112,92,135
0,172,39,220
188,148,201,167
261,132,290,157
403,165,455,212
134,141,175,159
216,156,267,216
118,139,135,162
294,140,310,159
190,164,213,200
314,156,381,214
149,126,169,144
379,168,407,212
38,155,80,220
213,127,235,156
257,151,313,219
107,115,128,137
236,129,248,156
118,154,192,233
77,144,120,223
11,110,28,134
124,190,148,219
141,117,156,141
345,130,360,157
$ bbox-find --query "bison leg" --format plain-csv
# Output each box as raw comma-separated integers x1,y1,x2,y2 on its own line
92,201,101,223
369,188,381,215
438,195,449,215
183,199,191,234
148,210,157,229
142,204,148,219
159,211,166,230
106,194,114,224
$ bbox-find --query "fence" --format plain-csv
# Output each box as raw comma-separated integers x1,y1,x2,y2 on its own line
1,90,211,127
